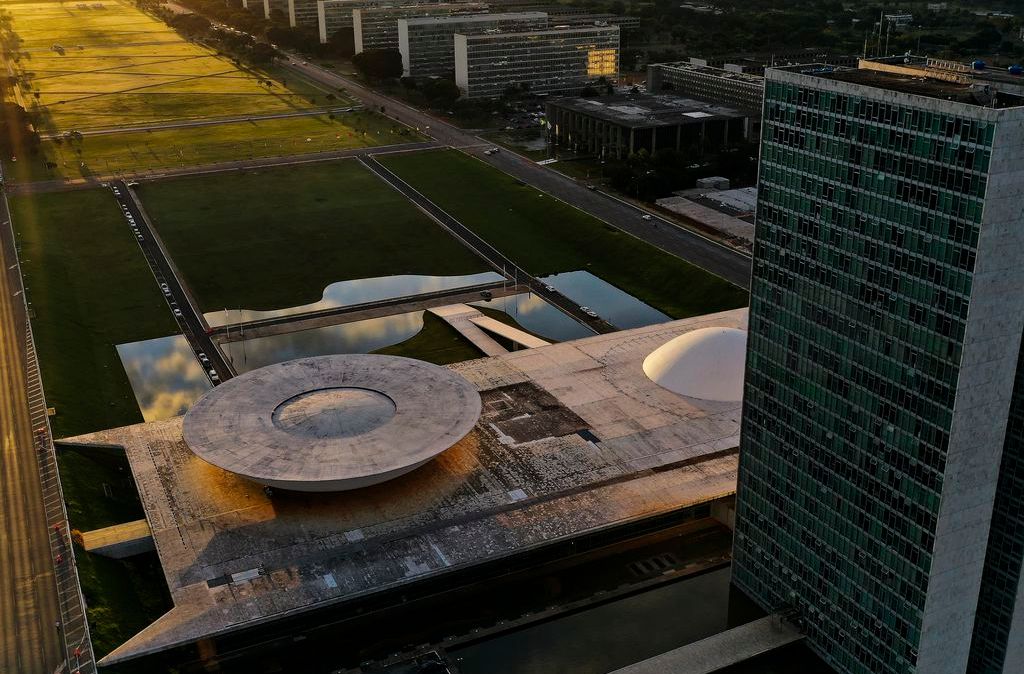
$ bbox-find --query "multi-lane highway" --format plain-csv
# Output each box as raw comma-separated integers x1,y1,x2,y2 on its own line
284,59,753,289
110,181,234,384
0,191,64,672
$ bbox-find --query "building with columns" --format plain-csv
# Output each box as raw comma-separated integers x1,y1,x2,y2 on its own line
545,93,752,159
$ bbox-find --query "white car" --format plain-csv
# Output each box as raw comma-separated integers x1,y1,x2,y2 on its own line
173,308,182,318
544,284,556,292
209,370,220,383
641,214,653,221
160,283,170,295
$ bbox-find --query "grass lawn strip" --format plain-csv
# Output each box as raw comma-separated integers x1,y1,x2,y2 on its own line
10,189,177,437
380,150,748,319
373,312,483,365
5,0,327,131
137,159,489,313
7,111,413,182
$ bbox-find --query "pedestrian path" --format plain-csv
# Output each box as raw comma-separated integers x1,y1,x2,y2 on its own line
609,614,803,674
428,304,508,357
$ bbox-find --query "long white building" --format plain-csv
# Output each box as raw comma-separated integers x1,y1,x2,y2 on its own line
454,25,619,98
353,3,487,54
398,11,547,77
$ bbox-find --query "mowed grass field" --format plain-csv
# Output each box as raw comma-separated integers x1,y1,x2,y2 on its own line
9,111,415,182
137,159,489,312
10,189,177,438
380,151,749,319
374,313,482,365
5,0,330,132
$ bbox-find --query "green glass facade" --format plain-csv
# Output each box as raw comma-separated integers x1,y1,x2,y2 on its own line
733,76,996,674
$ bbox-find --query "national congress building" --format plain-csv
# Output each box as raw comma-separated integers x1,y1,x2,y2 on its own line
734,56,1024,674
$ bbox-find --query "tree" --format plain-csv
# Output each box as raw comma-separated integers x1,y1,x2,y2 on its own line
250,41,277,64
168,13,211,38
327,28,355,57
0,103,39,156
420,78,460,104
352,49,402,80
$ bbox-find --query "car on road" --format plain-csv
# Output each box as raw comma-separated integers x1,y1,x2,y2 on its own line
160,283,170,295
641,214,653,221
198,352,210,365
586,185,596,190
209,369,220,383
544,284,556,292
585,309,599,318
173,308,183,318
136,234,144,240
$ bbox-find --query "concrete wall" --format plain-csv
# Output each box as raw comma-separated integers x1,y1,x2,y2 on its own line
915,106,1024,674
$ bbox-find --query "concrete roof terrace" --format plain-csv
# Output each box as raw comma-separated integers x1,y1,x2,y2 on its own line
68,308,747,666
781,57,1024,109
547,93,749,129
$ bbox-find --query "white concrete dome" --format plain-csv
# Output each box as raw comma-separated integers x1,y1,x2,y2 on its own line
643,327,747,402
183,355,481,492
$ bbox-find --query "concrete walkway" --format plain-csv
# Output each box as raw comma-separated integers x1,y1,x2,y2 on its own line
609,615,804,674
80,520,154,559
469,315,550,348
427,304,508,357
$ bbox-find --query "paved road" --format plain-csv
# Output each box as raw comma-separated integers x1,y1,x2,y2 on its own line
10,140,440,195
285,60,753,289
110,181,234,384
0,193,64,673
361,156,615,333
39,105,364,139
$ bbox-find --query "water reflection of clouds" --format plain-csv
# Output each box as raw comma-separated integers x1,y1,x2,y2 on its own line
117,335,212,422
205,272,504,327
471,293,594,342
222,311,425,374
541,271,670,329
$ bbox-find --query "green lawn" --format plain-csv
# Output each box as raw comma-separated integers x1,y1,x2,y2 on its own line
6,111,414,183
76,548,171,661
373,313,482,365
137,160,488,312
379,151,748,319
10,189,177,437
6,0,327,132
57,444,144,532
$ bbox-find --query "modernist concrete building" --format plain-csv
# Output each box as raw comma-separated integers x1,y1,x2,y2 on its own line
353,3,486,54
545,93,752,159
399,11,548,77
647,62,764,112
317,0,386,42
454,24,619,99
71,309,748,666
288,0,321,26
733,58,1024,674
263,0,290,20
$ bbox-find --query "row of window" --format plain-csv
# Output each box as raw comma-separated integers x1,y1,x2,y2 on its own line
765,81,997,146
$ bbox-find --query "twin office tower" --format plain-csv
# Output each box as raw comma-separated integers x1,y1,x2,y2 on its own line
735,58,1024,674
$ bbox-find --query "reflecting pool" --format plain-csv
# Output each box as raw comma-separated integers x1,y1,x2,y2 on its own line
116,335,212,422
540,270,670,329
205,272,504,327
220,311,425,374
470,292,594,342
